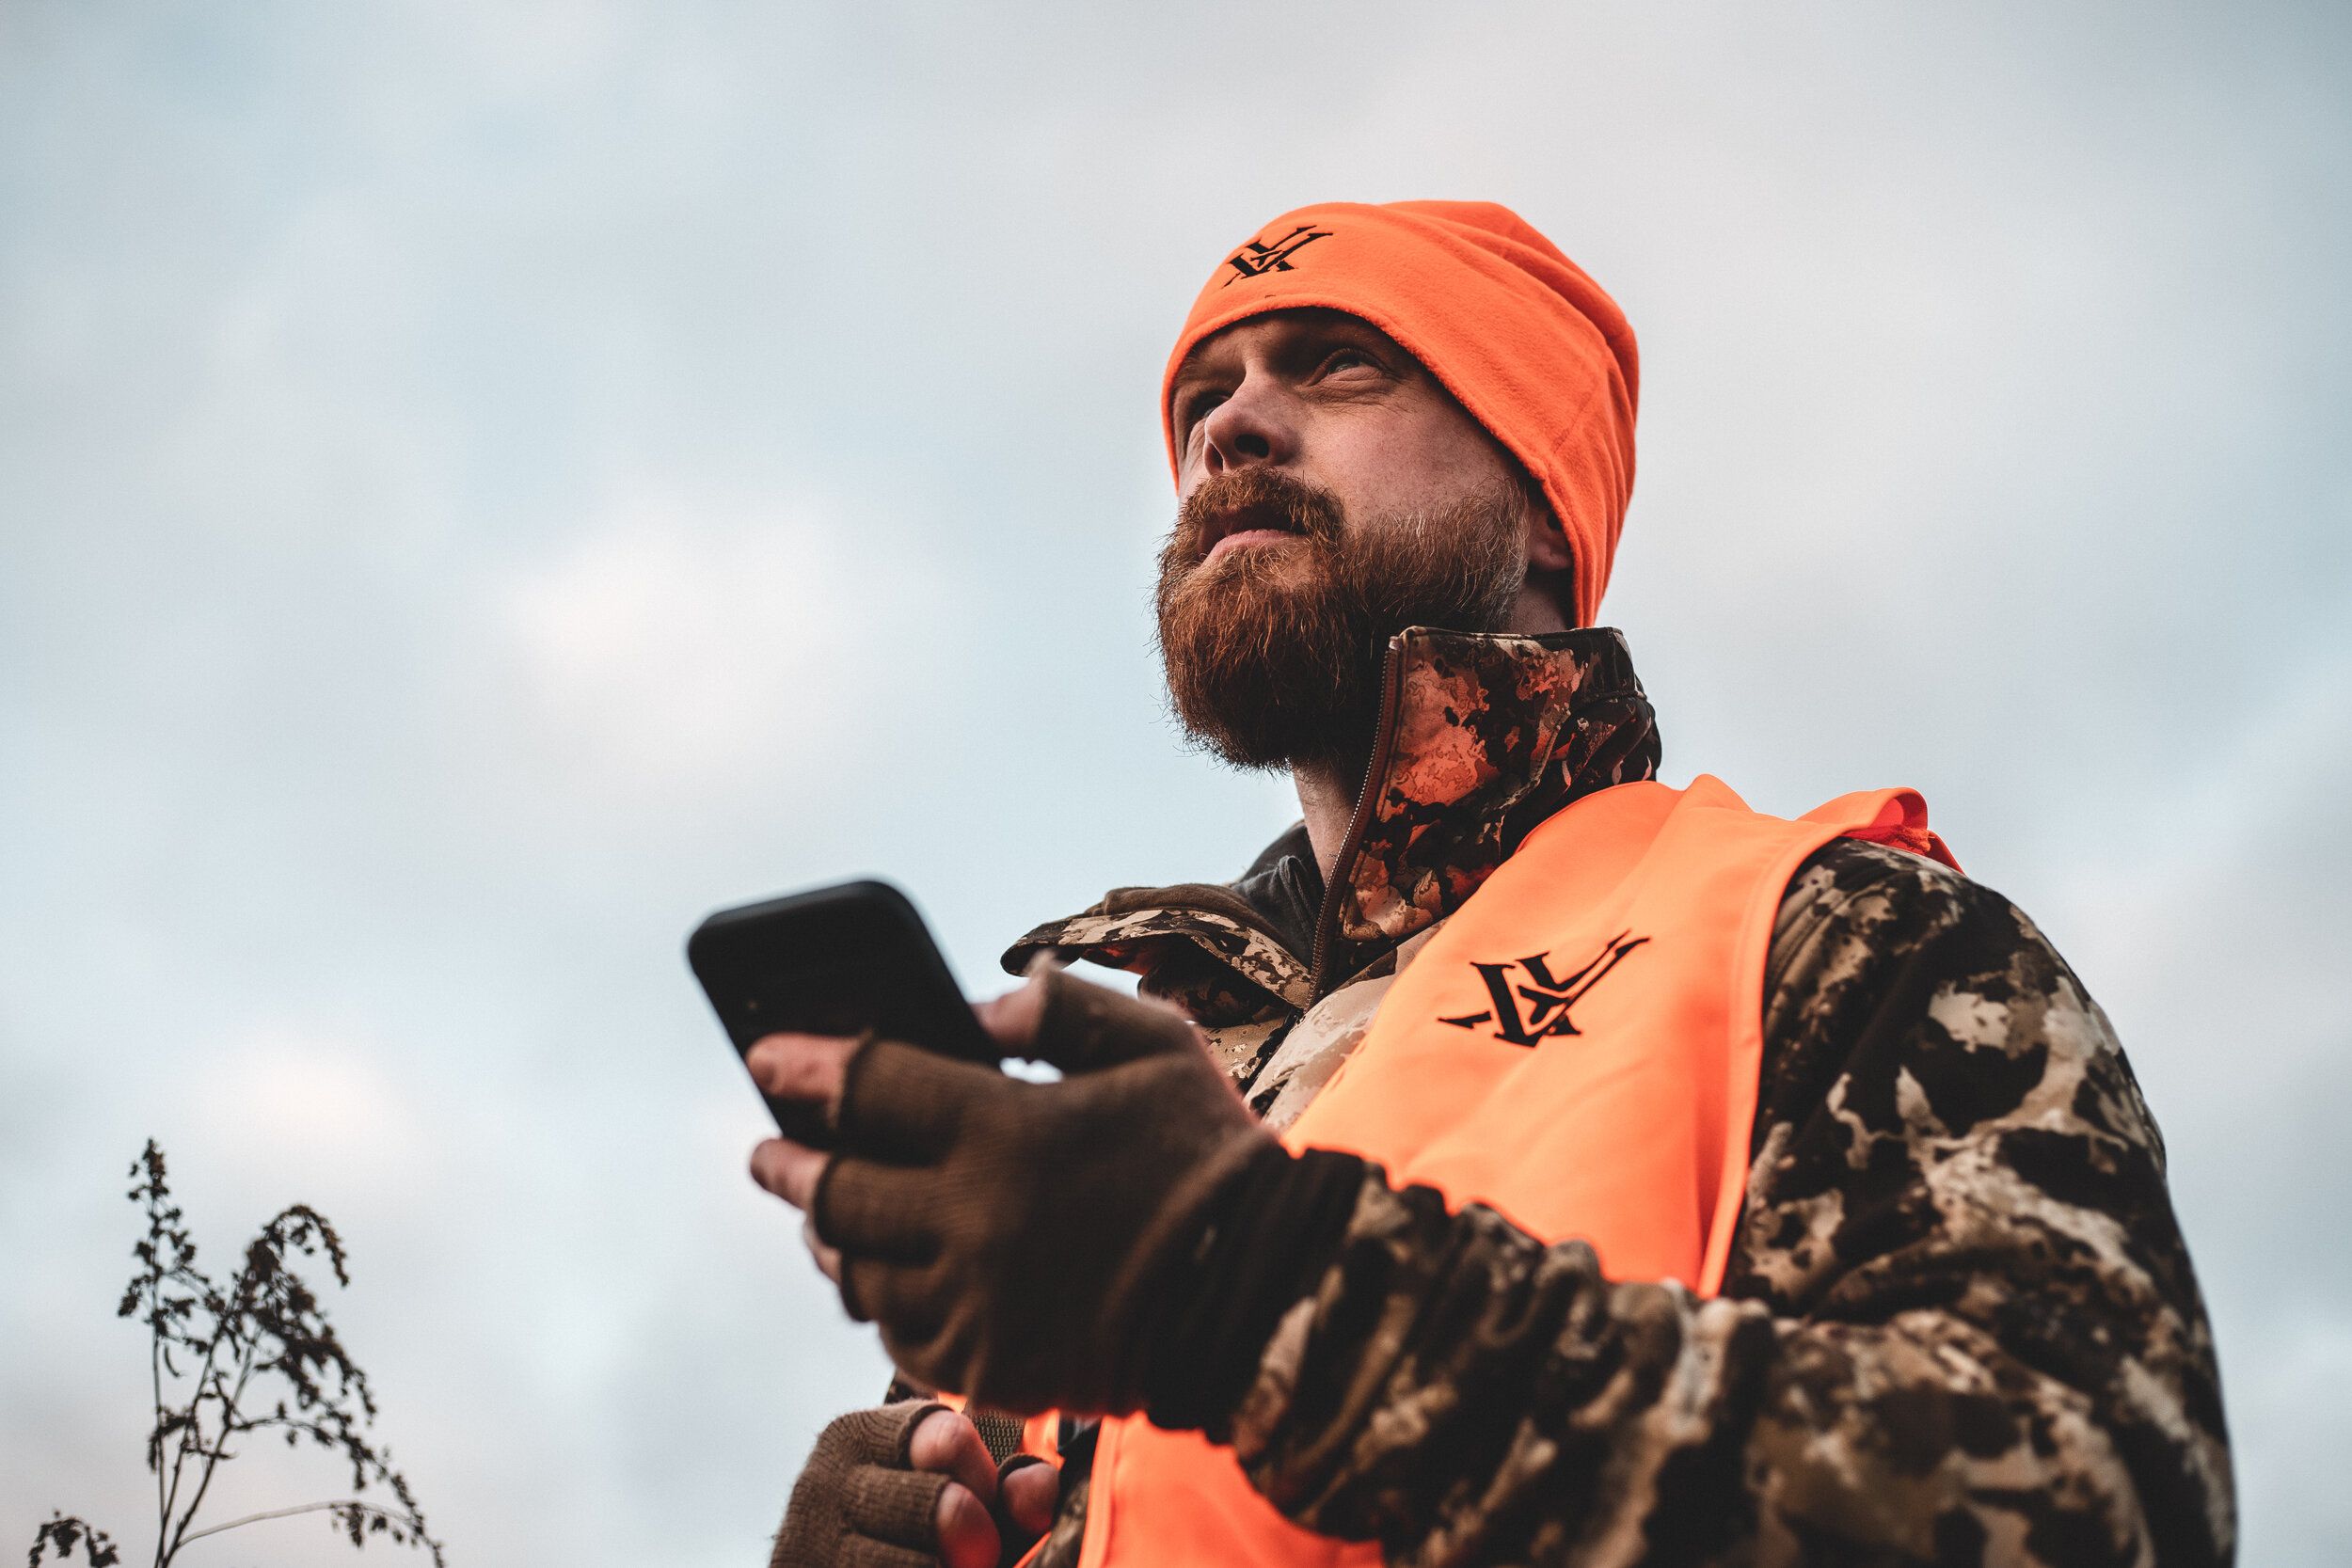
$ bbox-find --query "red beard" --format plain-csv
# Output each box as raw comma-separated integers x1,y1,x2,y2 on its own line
1154,467,1527,774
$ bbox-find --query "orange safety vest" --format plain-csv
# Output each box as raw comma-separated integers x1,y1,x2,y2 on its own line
1067,776,1955,1568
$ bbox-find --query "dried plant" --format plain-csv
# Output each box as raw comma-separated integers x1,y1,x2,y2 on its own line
29,1142,445,1567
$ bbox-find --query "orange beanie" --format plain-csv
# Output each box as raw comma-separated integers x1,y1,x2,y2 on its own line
1163,200,1639,628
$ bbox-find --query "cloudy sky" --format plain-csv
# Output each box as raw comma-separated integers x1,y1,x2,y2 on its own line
4,1,2346,1562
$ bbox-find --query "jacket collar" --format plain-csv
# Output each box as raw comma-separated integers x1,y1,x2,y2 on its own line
1003,626,1660,1017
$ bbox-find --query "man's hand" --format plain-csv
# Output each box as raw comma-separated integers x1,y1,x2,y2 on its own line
771,1402,1057,1568
747,964,1274,1414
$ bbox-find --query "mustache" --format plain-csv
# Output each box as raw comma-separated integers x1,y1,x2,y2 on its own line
1168,468,1346,570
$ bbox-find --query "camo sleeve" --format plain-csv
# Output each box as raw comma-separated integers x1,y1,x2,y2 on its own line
1213,841,2234,1566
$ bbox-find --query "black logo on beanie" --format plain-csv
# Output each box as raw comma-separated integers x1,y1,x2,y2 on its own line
1438,931,1650,1045
1222,224,1331,286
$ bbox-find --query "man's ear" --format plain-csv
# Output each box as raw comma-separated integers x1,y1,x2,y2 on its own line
1519,481,1580,626
1525,517,1574,572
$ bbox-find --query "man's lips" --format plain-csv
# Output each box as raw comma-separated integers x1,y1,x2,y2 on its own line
1192,497,1306,566
1202,527,1295,563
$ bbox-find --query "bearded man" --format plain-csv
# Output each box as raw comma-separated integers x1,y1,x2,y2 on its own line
746,202,2233,1568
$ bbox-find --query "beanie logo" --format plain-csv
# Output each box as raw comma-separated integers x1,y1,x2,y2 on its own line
1221,224,1331,286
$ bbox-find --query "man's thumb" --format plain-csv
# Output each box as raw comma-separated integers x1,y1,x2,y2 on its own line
983,959,1200,1073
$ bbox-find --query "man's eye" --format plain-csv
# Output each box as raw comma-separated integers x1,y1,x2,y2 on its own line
1323,349,1377,374
1184,390,1228,430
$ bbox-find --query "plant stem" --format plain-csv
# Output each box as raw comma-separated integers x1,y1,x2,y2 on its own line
162,1334,261,1565
149,1282,168,1568
171,1499,423,1551
155,1311,230,1560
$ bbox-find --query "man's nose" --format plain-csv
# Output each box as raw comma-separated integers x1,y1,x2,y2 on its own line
1197,378,1297,479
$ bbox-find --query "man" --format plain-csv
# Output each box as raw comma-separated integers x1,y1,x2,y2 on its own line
747,201,2233,1567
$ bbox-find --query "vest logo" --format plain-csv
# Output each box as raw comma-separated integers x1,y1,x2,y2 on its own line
1221,224,1331,286
1438,931,1651,1046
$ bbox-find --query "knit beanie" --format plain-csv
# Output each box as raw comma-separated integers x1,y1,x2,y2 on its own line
1163,200,1638,628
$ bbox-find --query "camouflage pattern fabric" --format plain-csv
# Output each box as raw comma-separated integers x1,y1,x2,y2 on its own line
1217,843,2231,1566
991,628,2229,1566
1009,890,1313,1022
1319,627,1659,977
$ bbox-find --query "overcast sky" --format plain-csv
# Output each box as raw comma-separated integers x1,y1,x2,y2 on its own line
4,2,2347,1563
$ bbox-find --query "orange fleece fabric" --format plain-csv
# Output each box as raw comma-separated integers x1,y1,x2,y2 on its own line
1163,200,1639,628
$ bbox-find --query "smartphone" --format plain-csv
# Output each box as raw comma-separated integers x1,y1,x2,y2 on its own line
687,879,995,1147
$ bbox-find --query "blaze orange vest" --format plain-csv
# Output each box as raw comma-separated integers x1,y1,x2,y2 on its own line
1067,777,1954,1568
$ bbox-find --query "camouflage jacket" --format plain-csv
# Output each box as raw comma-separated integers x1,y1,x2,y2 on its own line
999,627,2232,1567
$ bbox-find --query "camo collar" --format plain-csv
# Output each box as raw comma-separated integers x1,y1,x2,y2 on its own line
1002,626,1660,1020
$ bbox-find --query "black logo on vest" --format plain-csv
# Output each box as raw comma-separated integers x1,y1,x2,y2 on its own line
1439,930,1651,1046
1221,224,1331,286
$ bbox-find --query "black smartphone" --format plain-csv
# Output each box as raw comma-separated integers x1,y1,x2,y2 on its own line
687,879,995,1147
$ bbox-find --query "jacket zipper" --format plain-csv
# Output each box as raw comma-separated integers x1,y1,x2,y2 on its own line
1308,636,1406,1000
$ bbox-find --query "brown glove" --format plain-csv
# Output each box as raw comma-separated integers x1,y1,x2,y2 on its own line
770,1402,961,1568
812,965,1275,1415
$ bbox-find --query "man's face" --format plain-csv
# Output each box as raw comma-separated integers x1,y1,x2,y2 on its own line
1155,309,1536,775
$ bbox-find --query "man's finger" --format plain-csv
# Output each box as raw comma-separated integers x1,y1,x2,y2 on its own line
814,1157,939,1259
832,1038,1003,1157
982,961,1202,1072
908,1408,1000,1506
973,966,1052,1054
998,1455,1059,1537
748,1136,828,1212
932,1481,1001,1568
802,1213,843,1284
743,1031,862,1105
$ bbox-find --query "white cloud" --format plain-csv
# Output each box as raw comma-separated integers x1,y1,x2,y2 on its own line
496,484,930,801
192,1022,437,1185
